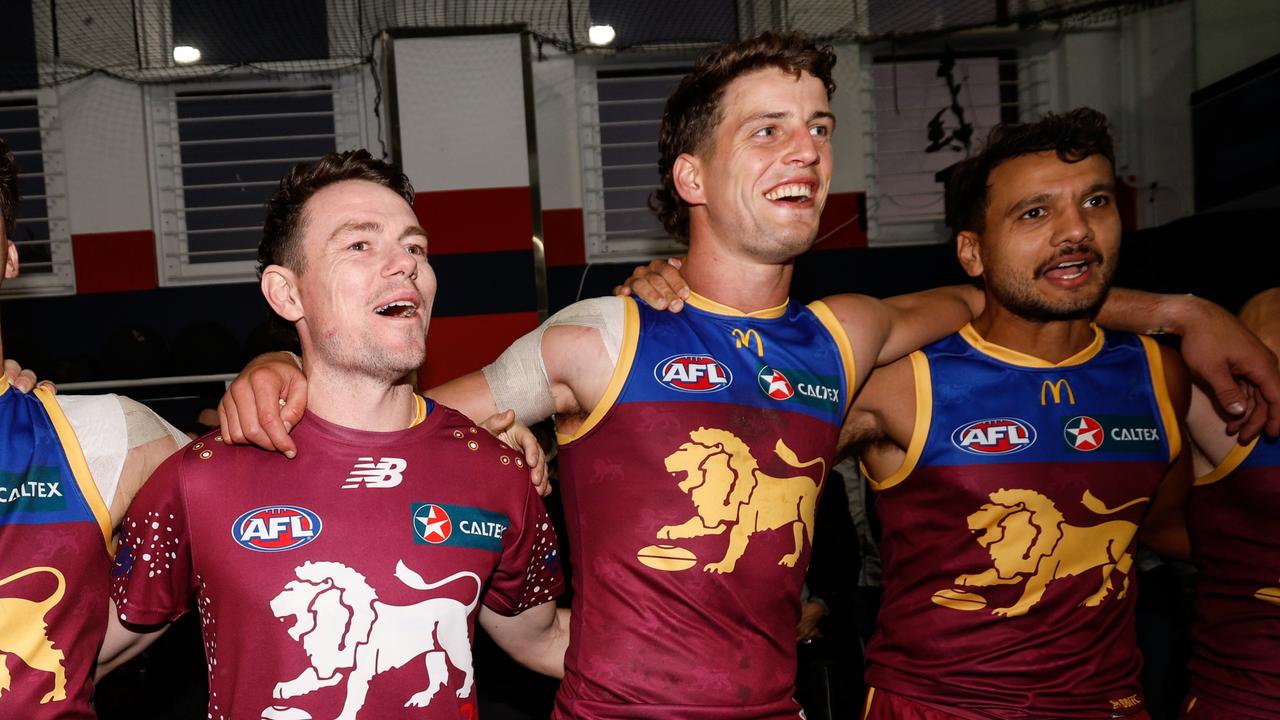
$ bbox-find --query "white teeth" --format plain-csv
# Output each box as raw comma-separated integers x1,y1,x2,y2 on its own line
1055,260,1087,269
764,183,813,201
375,300,417,316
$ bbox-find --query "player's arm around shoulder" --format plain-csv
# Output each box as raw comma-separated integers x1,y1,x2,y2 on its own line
436,296,623,431
109,396,188,529
819,286,982,389
1138,344,1194,562
842,354,920,484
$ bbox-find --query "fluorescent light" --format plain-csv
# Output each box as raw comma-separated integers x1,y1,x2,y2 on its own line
588,24,615,46
173,45,201,64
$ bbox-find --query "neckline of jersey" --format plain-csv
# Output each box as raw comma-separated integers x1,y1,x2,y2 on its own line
958,322,1105,368
685,291,788,319
299,394,436,446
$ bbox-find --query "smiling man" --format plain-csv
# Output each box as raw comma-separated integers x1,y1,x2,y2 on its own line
217,37,1280,720
845,109,1196,719
105,151,567,719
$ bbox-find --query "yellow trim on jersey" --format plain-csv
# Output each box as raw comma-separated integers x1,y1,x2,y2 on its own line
409,394,427,427
959,323,1104,367
807,299,858,415
1140,335,1182,464
1195,436,1257,487
556,296,640,446
685,291,788,319
34,387,114,555
0,373,10,397
867,351,932,492
861,687,876,720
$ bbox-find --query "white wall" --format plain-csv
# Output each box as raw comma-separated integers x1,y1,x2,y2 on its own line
530,50,582,211
58,76,152,234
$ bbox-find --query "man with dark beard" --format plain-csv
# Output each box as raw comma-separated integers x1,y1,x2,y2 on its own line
847,108,1189,718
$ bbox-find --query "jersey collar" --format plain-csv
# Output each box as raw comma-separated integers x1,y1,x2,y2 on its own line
959,323,1105,367
685,291,788,319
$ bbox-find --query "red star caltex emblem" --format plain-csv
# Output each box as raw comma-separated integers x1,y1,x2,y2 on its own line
1064,415,1104,451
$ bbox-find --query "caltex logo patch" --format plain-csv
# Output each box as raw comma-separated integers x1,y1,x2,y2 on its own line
413,503,453,544
1064,415,1105,451
654,354,733,393
757,366,795,400
411,502,510,552
232,506,322,552
951,418,1037,455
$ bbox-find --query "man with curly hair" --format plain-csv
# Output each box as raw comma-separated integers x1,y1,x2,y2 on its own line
219,37,1279,720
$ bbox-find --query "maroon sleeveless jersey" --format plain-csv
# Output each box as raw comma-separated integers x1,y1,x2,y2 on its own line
0,377,114,719
1186,435,1280,717
552,295,855,719
111,400,562,720
866,327,1180,718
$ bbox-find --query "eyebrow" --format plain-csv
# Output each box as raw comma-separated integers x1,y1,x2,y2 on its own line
1006,181,1116,217
737,110,837,131
328,221,428,243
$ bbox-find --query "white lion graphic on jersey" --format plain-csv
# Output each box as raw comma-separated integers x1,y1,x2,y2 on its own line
268,560,481,719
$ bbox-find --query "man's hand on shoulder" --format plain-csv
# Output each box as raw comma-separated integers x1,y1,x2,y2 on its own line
4,358,47,393
218,351,307,457
614,256,689,311
478,409,550,497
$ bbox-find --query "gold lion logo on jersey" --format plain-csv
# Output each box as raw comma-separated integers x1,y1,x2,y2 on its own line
0,567,67,705
932,489,1148,617
639,427,825,574
1257,579,1280,606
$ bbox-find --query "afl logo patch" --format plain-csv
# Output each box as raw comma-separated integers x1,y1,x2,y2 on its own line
757,366,794,400
232,506,322,552
413,503,453,544
654,354,733,393
951,418,1037,455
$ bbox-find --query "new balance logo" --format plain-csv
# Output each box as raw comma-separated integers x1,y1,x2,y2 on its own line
343,457,408,489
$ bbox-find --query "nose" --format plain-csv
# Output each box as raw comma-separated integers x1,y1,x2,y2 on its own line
1053,205,1092,247
381,242,419,279
784,125,820,167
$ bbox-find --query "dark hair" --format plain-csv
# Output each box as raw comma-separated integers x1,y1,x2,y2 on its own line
258,149,414,276
944,107,1116,237
651,32,837,241
0,138,19,238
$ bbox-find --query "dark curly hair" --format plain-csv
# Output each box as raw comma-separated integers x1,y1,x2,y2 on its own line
258,149,414,277
651,32,837,242
944,107,1116,237
0,138,19,239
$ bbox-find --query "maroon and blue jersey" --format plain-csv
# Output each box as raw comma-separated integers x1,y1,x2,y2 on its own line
0,376,113,719
553,293,855,719
866,325,1181,718
1186,435,1280,718
111,399,562,720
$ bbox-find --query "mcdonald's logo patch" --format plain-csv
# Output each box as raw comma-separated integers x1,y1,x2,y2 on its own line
732,329,765,357
1040,379,1076,405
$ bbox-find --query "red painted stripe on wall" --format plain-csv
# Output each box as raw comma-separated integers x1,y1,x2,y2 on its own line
72,230,158,294
418,310,541,389
414,187,534,256
541,207,585,267
813,191,867,251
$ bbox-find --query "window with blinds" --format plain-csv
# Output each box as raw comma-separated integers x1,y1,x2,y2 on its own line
578,64,689,262
0,90,72,297
146,73,364,284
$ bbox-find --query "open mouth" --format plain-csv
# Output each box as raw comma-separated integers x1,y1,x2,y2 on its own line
763,181,815,205
373,300,418,318
1044,259,1091,281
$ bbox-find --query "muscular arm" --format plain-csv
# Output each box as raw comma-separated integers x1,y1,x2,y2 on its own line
1136,345,1194,562
477,603,570,678
1097,290,1280,439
